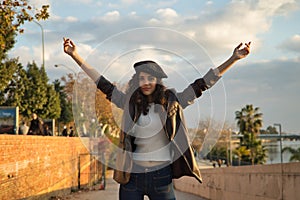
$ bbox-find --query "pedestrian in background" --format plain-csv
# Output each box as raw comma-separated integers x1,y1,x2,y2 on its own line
43,124,53,136
19,121,29,135
28,113,44,136
69,126,74,137
62,125,68,136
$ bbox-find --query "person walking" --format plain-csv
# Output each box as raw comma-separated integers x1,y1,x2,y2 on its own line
63,38,250,200
28,113,44,136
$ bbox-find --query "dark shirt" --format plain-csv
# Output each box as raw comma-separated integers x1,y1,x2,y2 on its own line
62,128,68,136
28,118,43,135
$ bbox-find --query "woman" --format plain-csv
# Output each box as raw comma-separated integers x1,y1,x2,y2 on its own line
63,38,250,200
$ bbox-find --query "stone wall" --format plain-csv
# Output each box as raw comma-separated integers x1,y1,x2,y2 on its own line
0,135,102,200
174,162,300,200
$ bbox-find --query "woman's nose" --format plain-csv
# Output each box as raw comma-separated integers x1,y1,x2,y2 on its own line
142,79,149,85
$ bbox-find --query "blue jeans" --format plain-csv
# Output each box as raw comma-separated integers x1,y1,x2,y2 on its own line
119,164,176,200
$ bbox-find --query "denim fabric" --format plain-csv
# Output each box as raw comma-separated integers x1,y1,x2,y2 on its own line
119,164,176,200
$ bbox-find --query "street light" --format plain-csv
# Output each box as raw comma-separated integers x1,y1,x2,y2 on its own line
229,129,233,166
274,123,283,164
33,20,45,68
225,129,233,166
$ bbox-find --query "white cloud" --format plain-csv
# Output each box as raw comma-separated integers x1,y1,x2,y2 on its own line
129,11,137,16
28,0,46,9
157,8,178,19
179,0,297,57
121,0,138,4
148,18,160,24
206,1,213,5
100,11,120,22
184,31,196,38
65,16,79,23
279,34,300,52
79,43,94,57
63,0,93,4
256,0,299,16
9,46,34,66
144,0,177,10
148,8,180,25
49,14,61,22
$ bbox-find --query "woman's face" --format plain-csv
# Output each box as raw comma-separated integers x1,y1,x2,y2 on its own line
138,71,157,96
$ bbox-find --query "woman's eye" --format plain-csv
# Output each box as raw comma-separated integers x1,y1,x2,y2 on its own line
139,76,156,82
148,77,155,82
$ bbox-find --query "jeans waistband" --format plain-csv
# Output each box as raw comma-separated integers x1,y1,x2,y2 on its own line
132,161,171,174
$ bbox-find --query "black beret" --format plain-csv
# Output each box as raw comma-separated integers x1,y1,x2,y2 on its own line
133,60,168,78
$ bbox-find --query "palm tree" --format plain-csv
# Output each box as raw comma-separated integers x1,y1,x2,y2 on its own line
282,147,300,162
235,104,263,136
235,104,266,165
234,146,250,166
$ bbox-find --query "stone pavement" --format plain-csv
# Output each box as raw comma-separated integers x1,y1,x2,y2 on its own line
62,174,206,200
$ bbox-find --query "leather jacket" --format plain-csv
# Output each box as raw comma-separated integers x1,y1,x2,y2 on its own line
96,69,220,184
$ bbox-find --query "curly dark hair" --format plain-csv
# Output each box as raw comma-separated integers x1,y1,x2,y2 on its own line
126,73,167,115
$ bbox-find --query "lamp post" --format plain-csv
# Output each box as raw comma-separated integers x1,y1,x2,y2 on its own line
274,123,283,164
229,129,232,166
33,20,45,68
225,129,233,166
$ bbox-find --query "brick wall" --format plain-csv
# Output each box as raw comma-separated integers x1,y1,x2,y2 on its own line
0,135,103,200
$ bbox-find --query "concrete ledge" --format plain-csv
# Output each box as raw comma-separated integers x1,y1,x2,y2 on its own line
174,162,300,200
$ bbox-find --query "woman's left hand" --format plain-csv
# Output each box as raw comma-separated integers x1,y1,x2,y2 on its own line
232,42,251,60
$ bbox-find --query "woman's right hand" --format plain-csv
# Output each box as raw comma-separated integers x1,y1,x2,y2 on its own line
63,37,76,57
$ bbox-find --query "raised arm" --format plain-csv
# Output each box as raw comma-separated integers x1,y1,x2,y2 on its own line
63,38,100,82
216,42,251,76
176,42,251,109
63,38,128,108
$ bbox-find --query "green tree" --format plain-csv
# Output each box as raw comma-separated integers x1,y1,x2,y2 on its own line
20,62,46,117
40,84,61,119
22,62,60,119
233,146,250,166
260,126,278,134
53,79,73,124
0,61,60,120
282,147,300,162
235,104,263,136
37,66,60,119
235,104,267,165
0,61,27,106
0,1,49,92
253,140,268,164
0,58,19,94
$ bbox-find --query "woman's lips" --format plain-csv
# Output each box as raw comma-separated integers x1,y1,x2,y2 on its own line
141,87,151,92
142,88,149,91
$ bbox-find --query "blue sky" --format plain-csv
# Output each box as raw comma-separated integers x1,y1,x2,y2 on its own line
9,0,300,133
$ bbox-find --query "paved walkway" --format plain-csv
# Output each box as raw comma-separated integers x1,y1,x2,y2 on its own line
63,176,206,200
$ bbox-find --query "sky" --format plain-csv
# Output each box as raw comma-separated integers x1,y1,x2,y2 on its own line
9,0,300,134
